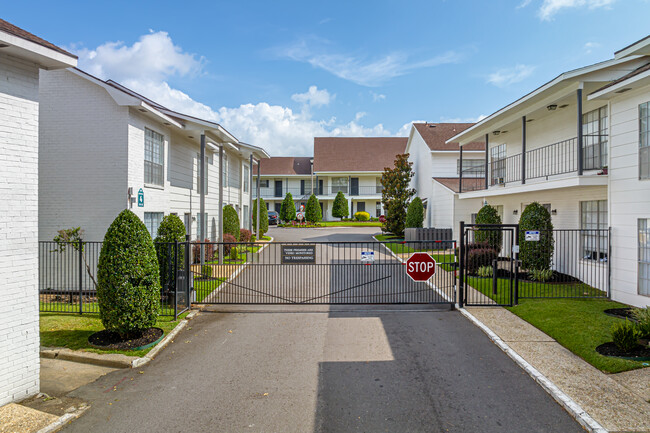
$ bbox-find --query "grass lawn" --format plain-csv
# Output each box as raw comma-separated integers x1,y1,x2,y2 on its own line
194,278,225,302
506,298,647,374
40,301,180,317
320,221,383,227
40,311,188,358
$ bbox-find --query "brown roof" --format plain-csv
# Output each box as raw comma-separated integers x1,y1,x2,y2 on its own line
590,61,650,95
313,137,407,172
0,19,76,58
259,157,312,175
434,177,486,193
413,123,485,151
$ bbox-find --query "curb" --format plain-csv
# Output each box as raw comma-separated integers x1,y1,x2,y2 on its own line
36,404,89,433
458,308,608,433
40,310,200,369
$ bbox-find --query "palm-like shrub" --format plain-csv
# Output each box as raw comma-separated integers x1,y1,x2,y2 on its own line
406,197,424,228
97,210,160,338
154,214,186,286
305,194,322,223
223,205,240,241
519,202,554,271
475,204,502,251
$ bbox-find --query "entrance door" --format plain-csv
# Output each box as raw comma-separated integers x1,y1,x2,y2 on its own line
350,178,359,196
318,179,324,195
274,180,282,198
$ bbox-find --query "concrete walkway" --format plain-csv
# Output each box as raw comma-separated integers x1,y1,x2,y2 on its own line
466,307,650,433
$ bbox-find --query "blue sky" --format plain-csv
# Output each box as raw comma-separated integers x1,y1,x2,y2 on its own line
4,1,650,155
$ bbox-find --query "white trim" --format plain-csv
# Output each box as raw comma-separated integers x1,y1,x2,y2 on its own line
0,29,77,69
589,69,650,100
458,174,608,199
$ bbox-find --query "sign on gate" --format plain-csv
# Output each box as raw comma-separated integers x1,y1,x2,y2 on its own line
361,251,375,264
281,245,316,263
525,231,540,241
406,252,436,281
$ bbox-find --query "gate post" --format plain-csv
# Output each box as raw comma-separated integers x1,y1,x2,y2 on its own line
514,224,520,306
459,221,465,308
174,240,179,320
78,239,83,315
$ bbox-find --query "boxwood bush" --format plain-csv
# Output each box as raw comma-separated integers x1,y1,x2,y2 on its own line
252,198,269,236
406,197,424,228
280,192,296,222
305,194,322,223
154,214,186,285
97,210,160,338
475,204,502,251
223,205,240,241
332,191,349,220
519,202,554,271
354,211,370,221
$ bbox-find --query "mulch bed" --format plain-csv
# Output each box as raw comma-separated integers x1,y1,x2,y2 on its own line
88,327,163,351
596,342,650,360
604,308,636,320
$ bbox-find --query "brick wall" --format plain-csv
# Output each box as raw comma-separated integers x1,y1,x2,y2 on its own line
0,53,41,406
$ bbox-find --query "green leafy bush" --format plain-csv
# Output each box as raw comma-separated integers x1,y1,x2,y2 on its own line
251,198,268,236
519,202,554,271
477,265,493,278
154,214,186,284
239,229,252,243
223,205,240,241
528,268,553,282
406,197,424,228
229,246,239,261
467,248,498,274
280,192,296,222
201,264,213,278
305,194,322,223
97,210,160,338
611,320,641,352
354,211,370,221
475,204,502,251
332,191,349,220
631,307,650,339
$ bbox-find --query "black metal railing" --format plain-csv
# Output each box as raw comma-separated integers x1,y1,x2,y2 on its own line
255,185,383,199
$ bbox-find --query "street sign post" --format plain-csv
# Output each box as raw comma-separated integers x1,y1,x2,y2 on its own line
406,252,436,282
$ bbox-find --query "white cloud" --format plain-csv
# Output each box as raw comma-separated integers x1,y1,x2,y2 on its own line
279,39,462,86
291,85,333,108
517,0,533,8
371,91,386,102
73,32,409,157
584,41,600,54
355,112,367,121
538,0,616,20
487,64,536,87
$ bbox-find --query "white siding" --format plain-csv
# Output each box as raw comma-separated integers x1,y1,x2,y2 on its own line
407,129,434,225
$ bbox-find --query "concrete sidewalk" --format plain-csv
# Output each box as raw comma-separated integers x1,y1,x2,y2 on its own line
466,307,650,433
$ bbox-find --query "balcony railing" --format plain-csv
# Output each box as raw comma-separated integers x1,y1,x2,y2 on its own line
254,185,383,199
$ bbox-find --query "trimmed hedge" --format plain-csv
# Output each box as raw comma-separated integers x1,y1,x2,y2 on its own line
519,202,554,270
475,204,502,251
223,205,240,241
154,214,186,285
332,191,349,220
280,193,296,222
354,211,370,221
97,210,160,337
305,194,322,223
406,197,424,228
252,198,269,236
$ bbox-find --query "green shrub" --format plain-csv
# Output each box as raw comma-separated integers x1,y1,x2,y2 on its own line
631,307,650,339
97,210,160,338
475,204,502,251
477,265,493,278
305,194,322,223
528,268,553,282
154,214,186,285
229,246,239,261
280,192,296,222
223,205,240,241
332,191,349,220
467,248,498,274
611,320,641,352
519,202,554,271
354,211,370,221
406,197,424,228
251,198,268,236
201,264,212,278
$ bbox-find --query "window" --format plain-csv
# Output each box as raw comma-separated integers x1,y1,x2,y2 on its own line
357,202,366,212
243,205,249,228
490,144,506,185
458,159,485,178
231,160,240,188
640,219,650,296
640,101,650,179
144,128,164,186
376,178,383,194
331,177,348,194
260,179,269,188
376,201,382,217
580,200,608,261
243,165,250,193
300,180,306,195
196,154,208,195
582,106,608,170
222,154,228,186
144,212,163,237
196,213,208,240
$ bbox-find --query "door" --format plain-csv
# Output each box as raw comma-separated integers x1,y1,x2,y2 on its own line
318,179,323,195
300,180,305,196
350,178,359,196
274,180,282,198
274,203,282,213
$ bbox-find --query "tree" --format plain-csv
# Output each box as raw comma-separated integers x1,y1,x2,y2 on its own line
252,198,269,236
475,204,502,251
97,210,160,338
519,202,555,271
406,197,424,228
381,153,415,236
154,214,186,286
305,194,322,223
223,205,241,241
332,191,349,220
52,227,97,290
280,192,296,222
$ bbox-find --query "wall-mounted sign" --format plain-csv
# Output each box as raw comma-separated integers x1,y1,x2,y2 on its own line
281,245,316,264
525,231,540,242
361,251,375,264
137,188,144,207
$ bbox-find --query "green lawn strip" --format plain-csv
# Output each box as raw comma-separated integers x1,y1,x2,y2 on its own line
193,277,225,302
40,301,180,317
505,298,645,374
40,311,188,358
466,276,606,303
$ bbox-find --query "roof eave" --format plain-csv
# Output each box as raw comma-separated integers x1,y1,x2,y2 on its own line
0,29,76,69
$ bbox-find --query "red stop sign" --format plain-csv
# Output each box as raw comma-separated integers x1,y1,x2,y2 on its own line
406,252,436,281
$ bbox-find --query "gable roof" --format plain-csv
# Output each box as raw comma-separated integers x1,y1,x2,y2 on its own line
259,157,312,175
590,61,650,96
313,137,407,172
413,123,485,151
434,177,485,193
0,18,76,58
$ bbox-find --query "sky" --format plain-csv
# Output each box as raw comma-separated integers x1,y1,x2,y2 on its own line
4,0,650,156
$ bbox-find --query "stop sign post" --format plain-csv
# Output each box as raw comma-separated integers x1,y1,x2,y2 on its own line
406,252,436,282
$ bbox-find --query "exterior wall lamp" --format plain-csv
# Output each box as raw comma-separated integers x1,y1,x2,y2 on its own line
513,209,518,215
551,209,557,215
492,130,501,136
547,104,558,111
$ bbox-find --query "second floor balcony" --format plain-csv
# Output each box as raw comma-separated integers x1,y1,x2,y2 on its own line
254,184,384,199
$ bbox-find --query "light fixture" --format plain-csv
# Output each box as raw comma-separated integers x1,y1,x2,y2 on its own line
492,130,501,136
547,104,558,111
526,118,534,122
513,209,518,215
551,209,557,215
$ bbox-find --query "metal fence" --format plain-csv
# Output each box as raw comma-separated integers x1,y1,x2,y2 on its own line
39,241,190,318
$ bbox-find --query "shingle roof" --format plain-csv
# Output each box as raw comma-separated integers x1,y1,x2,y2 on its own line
413,123,485,151
259,157,312,175
0,19,76,58
434,177,485,193
313,137,407,172
590,61,650,95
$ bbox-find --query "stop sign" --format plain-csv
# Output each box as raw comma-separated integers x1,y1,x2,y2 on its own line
406,252,436,281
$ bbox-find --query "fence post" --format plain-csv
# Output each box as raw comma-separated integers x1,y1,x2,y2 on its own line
78,239,83,315
174,240,179,320
185,234,192,305
459,221,465,308
514,224,520,305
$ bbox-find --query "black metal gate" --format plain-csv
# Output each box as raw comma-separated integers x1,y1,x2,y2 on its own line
459,222,519,307
189,240,457,305
158,241,192,318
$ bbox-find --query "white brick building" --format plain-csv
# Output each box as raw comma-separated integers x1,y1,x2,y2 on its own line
0,19,76,406
39,68,269,243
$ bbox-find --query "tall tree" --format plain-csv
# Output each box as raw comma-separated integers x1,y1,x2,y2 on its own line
381,153,415,236
332,191,349,220
280,192,296,222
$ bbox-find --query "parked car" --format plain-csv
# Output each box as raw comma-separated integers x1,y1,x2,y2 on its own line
268,211,279,225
